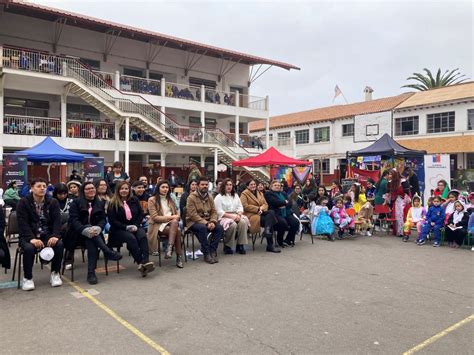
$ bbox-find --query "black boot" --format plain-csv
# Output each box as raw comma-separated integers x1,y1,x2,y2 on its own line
87,272,98,285
265,235,281,253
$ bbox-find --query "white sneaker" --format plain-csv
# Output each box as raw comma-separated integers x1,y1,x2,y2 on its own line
22,278,35,291
65,264,73,270
50,272,63,287
366,231,372,237
151,251,160,256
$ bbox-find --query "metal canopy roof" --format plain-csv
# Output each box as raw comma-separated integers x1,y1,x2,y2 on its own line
3,0,300,71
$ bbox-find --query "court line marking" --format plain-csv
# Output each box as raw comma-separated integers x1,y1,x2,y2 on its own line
403,314,474,354
63,276,170,355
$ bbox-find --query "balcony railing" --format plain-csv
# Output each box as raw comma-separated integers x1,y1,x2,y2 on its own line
3,114,61,136
93,70,115,87
241,94,267,110
120,75,161,96
67,119,115,140
119,125,156,142
165,82,200,101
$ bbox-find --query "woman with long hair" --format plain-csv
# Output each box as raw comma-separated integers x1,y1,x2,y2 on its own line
95,179,112,209
388,169,406,237
147,180,183,268
374,170,389,206
66,182,122,284
108,181,155,277
53,183,73,215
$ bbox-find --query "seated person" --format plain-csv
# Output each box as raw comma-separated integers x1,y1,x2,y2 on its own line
4,180,21,211
214,178,249,255
309,196,335,241
147,180,183,268
108,181,155,277
66,182,122,284
444,200,469,248
186,177,224,264
0,207,11,271
264,180,299,248
330,198,355,238
16,178,64,291
132,181,150,230
402,195,426,242
417,196,445,247
67,180,81,199
240,179,280,253
179,180,198,217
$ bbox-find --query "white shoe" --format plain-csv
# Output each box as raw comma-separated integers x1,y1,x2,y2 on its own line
50,272,63,287
65,264,73,270
151,251,160,256
22,278,35,291
366,231,372,237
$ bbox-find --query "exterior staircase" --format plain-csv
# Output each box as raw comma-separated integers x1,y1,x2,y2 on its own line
1,46,269,181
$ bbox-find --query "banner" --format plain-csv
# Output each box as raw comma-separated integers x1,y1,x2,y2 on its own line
83,157,104,182
2,154,28,190
271,166,293,186
292,166,312,185
346,166,380,184
423,154,450,206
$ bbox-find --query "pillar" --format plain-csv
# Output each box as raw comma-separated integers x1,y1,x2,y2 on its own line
114,70,120,90
201,84,205,103
214,148,218,182
235,90,240,108
200,111,205,143
200,153,205,169
160,152,166,178
161,78,166,97
125,117,130,175
114,120,120,162
0,75,4,161
160,106,166,127
265,115,270,149
60,94,67,138
235,115,240,146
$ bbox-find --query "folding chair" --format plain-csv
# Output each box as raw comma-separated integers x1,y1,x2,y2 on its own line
5,211,20,246
182,207,197,259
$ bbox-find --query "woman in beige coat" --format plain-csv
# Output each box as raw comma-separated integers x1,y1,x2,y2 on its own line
240,180,280,253
147,180,183,268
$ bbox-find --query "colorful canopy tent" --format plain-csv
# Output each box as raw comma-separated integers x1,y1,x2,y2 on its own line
15,136,89,162
346,133,426,158
232,147,311,167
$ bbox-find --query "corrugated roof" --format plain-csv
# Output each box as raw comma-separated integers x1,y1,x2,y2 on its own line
250,93,413,132
395,82,474,110
3,0,300,71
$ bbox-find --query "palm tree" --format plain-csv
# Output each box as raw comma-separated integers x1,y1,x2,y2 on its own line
402,68,468,91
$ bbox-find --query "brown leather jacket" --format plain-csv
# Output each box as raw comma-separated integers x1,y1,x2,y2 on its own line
185,191,217,228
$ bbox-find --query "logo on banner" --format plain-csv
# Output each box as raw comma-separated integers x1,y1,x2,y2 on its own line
292,166,312,184
432,154,441,163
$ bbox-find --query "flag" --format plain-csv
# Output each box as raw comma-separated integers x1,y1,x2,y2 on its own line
432,154,441,163
333,85,342,102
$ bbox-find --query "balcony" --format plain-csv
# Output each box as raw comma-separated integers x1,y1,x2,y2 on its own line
3,114,61,136
66,119,115,140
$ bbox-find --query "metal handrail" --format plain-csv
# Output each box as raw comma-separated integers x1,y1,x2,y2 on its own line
120,74,161,96
4,114,61,136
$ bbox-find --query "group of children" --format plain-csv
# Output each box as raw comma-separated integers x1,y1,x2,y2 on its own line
306,178,474,249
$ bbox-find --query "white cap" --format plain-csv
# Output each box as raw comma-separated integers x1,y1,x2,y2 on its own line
39,247,55,262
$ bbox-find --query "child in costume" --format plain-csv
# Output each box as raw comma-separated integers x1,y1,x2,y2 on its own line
330,198,355,238
402,195,426,242
310,196,335,241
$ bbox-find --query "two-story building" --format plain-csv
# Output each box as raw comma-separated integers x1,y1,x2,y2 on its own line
250,82,474,183
0,0,299,182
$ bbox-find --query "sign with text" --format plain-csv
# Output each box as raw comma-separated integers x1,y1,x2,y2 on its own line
423,154,450,205
2,154,28,190
83,157,104,182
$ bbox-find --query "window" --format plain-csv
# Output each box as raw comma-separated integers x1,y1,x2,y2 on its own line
342,123,354,137
67,104,100,121
189,117,216,129
314,126,330,142
149,72,163,81
427,111,455,133
467,154,474,169
277,131,291,146
189,77,217,89
295,129,309,144
395,116,419,136
4,97,49,117
80,58,101,71
229,122,245,134
314,159,330,174
468,109,474,130
123,67,145,78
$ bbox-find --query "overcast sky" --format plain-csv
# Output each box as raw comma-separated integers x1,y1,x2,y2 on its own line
32,0,474,116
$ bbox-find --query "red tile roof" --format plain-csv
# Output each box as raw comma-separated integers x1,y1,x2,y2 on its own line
250,93,413,132
4,0,300,71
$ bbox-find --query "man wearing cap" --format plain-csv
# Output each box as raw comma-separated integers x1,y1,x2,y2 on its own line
16,177,64,291
69,169,83,183
187,160,202,185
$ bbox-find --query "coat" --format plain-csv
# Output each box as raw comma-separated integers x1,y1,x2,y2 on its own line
0,207,11,269
16,194,61,243
147,195,179,239
240,188,268,233
426,205,445,226
264,190,292,218
64,197,107,250
107,196,144,232
185,191,217,228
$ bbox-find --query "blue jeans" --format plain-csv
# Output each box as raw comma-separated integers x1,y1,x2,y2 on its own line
189,223,223,255
419,223,442,243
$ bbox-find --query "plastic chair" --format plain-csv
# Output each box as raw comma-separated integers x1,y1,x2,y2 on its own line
182,207,197,260
373,204,396,235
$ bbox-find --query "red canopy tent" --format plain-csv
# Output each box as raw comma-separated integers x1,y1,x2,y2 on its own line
232,147,311,167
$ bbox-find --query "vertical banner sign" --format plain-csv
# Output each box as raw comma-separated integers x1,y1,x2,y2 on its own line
83,157,105,182
423,154,450,206
2,154,28,190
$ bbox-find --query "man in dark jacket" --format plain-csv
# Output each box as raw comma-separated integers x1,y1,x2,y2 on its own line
16,177,64,291
0,207,11,271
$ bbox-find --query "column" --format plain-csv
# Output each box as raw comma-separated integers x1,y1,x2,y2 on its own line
60,94,67,138
160,106,166,127
200,154,205,169
201,84,205,103
161,78,166,97
0,76,4,161
114,70,120,90
265,115,270,149
214,148,218,183
235,91,240,108
235,115,240,145
114,120,120,162
125,117,130,175
160,152,166,178
200,111,205,142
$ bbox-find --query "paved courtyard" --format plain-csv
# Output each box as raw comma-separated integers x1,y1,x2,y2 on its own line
0,234,472,354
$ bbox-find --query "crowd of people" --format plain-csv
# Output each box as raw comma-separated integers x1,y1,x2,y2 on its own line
1,163,473,292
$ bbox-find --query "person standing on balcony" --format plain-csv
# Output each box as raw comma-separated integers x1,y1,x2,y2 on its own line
187,160,202,185
106,161,130,193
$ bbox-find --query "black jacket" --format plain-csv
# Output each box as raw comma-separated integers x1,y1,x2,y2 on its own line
107,196,144,232
0,208,11,269
447,212,469,231
265,190,292,217
16,194,61,243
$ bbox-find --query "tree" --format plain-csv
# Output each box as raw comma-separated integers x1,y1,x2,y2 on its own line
402,68,468,91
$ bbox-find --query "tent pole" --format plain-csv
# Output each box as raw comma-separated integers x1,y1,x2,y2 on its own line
125,117,130,175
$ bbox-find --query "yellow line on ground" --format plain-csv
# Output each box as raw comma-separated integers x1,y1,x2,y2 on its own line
403,314,474,354
64,276,170,355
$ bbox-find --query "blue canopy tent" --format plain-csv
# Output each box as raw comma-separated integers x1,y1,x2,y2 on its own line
15,136,89,162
